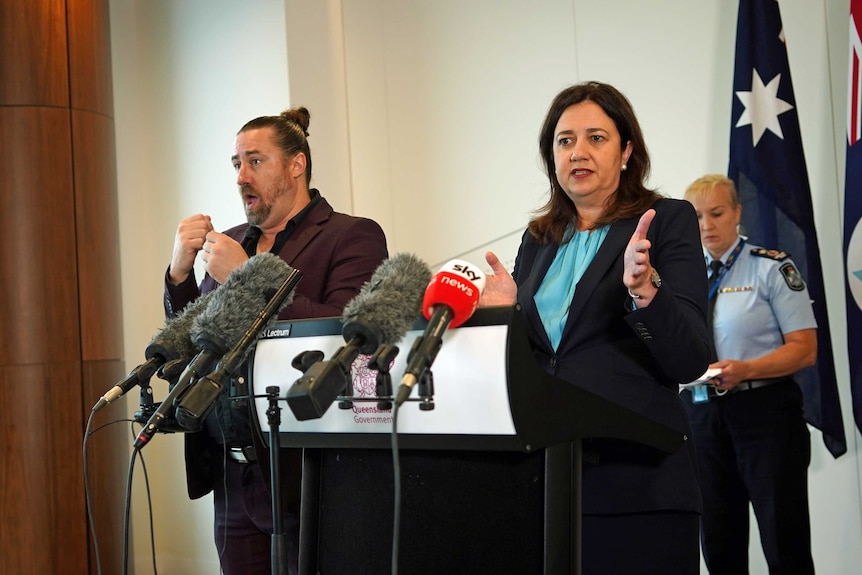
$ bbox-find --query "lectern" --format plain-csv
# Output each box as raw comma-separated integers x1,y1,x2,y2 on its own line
249,306,685,575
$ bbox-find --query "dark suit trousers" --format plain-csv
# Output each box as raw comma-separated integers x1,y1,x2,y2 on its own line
683,383,813,574
213,457,299,575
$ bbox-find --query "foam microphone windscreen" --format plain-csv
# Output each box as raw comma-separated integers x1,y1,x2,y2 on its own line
341,253,432,353
189,252,297,359
92,290,218,412
133,253,300,446
145,289,215,362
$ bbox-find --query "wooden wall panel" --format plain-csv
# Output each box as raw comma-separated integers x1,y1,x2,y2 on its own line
73,110,124,361
67,0,114,115
0,363,88,575
82,359,128,575
68,2,128,573
0,1,125,573
0,108,80,367
0,0,69,107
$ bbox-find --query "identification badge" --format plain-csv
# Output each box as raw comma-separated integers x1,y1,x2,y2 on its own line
691,384,710,404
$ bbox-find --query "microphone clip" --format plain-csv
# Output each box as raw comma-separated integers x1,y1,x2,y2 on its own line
415,369,435,411
368,344,399,410
399,349,435,411
132,358,189,432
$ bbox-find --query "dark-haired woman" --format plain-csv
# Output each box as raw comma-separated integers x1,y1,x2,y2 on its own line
481,82,709,574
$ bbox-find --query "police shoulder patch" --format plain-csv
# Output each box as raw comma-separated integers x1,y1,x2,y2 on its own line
779,262,805,291
750,247,789,261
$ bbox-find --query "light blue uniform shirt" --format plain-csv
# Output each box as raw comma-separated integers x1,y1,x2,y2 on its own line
709,237,816,362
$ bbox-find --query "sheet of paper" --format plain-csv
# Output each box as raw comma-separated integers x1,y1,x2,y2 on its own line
679,367,722,389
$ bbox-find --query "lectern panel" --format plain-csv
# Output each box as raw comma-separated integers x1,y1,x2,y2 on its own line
250,308,521,449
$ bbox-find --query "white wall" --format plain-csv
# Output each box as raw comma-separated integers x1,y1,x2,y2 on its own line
109,1,291,573
108,0,862,573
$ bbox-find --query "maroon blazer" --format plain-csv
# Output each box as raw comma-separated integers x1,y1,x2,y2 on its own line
165,195,388,321
164,194,389,506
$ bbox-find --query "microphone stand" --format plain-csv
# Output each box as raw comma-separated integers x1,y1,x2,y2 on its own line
369,344,399,410
266,385,287,575
173,268,303,430
134,359,185,427
133,380,156,425
416,369,435,411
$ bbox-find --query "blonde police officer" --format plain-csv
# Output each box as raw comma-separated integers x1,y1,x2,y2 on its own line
682,174,816,575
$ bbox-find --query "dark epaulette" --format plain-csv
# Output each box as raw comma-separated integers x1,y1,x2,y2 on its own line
750,247,790,261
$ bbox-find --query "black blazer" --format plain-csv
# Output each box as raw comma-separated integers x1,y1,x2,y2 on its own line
512,198,709,514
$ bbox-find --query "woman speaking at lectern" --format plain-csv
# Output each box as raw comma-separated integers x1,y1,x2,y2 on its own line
480,81,709,574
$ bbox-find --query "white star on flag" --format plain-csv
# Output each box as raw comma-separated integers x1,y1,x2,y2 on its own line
735,68,794,146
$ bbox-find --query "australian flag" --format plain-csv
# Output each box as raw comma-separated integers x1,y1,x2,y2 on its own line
846,0,862,436
728,0,846,457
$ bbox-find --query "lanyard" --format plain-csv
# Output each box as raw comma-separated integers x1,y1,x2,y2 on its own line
708,238,746,300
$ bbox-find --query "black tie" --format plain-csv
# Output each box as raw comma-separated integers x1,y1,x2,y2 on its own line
707,260,723,360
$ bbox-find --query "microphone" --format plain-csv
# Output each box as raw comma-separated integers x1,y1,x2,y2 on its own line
394,259,486,406
286,253,431,420
173,265,302,429
133,253,300,449
92,291,214,412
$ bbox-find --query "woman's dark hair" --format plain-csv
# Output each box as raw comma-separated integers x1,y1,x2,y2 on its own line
530,82,660,243
238,106,312,185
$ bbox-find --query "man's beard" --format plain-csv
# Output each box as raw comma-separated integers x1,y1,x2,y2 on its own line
242,182,286,227
245,200,271,227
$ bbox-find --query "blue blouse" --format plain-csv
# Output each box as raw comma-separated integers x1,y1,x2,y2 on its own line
534,225,609,350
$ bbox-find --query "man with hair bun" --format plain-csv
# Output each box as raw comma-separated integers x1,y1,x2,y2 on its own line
164,107,388,574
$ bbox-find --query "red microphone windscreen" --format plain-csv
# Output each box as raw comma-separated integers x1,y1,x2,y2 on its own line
422,259,487,328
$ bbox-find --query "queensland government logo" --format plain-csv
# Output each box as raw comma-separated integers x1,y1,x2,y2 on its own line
350,355,393,424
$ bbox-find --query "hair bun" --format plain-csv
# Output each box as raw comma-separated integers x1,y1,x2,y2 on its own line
280,106,310,137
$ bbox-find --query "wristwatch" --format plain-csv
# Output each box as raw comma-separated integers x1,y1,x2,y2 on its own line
628,268,661,300
650,268,662,288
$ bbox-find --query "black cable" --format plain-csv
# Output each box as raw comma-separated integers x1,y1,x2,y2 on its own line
119,418,161,575
82,410,104,575
129,421,159,575
217,426,228,575
390,402,402,575
124,448,140,575
84,415,159,575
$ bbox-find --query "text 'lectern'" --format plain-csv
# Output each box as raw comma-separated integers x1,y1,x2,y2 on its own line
249,306,685,575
